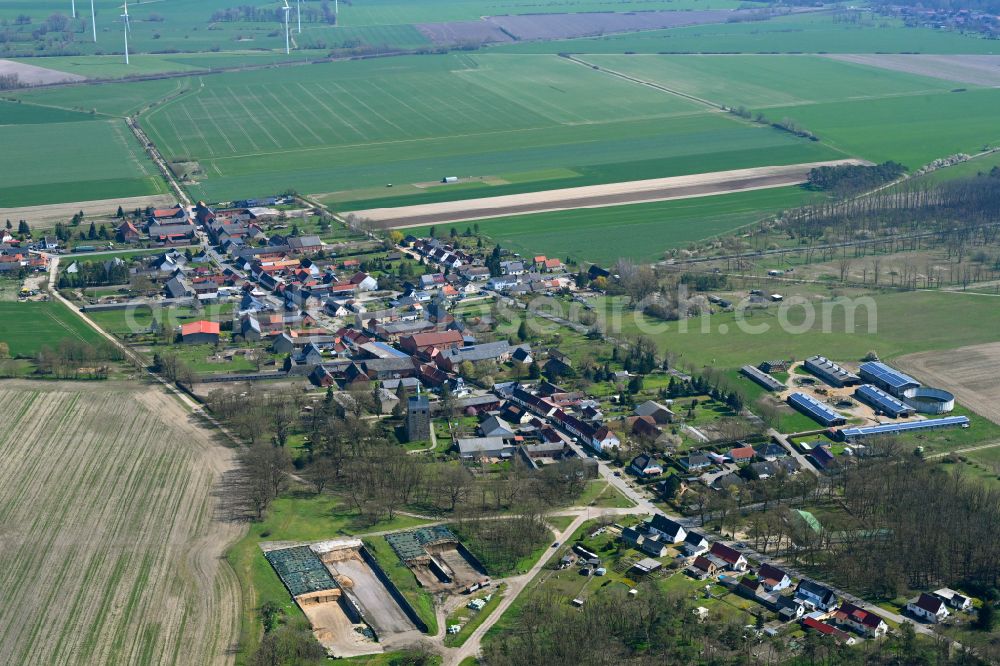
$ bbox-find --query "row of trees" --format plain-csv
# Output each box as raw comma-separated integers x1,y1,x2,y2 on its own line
33,339,121,378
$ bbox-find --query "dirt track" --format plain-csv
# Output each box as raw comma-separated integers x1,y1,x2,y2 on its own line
1,194,176,229
896,342,1000,426
349,160,865,228
0,381,244,665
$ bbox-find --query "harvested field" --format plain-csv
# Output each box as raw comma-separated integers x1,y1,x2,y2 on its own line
0,381,244,666
0,58,85,85
488,10,761,42
416,21,513,45
828,54,1000,88
896,342,1000,426
352,160,864,227
0,194,176,229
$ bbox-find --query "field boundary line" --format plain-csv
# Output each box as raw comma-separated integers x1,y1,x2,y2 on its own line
564,54,724,111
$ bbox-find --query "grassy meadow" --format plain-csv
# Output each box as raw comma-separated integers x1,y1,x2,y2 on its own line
606,289,1000,372
0,300,105,356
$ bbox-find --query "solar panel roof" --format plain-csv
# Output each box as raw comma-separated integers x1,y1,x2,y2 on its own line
854,384,913,416
859,362,920,391
840,416,969,439
787,392,844,425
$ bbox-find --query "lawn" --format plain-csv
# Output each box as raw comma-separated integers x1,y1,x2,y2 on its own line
0,117,166,207
577,480,635,509
227,491,433,663
406,186,818,264
0,300,104,356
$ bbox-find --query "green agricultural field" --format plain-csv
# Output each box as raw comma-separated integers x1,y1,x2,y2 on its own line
0,300,104,356
581,54,959,109
0,99,98,125
610,289,1000,372
764,88,1000,168
8,50,322,80
491,12,1000,55
408,186,817,264
88,52,838,202
10,77,195,117
0,117,166,207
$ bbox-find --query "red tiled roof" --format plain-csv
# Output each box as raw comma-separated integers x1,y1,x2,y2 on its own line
181,320,220,336
729,446,755,460
835,603,886,628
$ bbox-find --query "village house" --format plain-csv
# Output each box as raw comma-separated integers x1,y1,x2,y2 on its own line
906,592,950,623
707,542,747,571
648,515,687,544
795,579,838,611
933,588,974,611
180,320,220,345
802,616,856,645
629,453,663,478
833,603,889,638
681,531,710,557
400,329,464,355
757,563,792,592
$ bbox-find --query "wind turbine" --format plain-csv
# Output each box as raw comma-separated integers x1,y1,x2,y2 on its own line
283,0,291,54
297,0,301,34
121,0,131,65
71,0,77,19
90,0,97,42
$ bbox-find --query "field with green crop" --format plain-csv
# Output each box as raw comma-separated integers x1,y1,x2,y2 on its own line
0,300,104,356
8,50,321,80
96,52,834,202
581,54,960,108
0,381,243,666
0,115,166,207
491,11,1000,55
764,88,1000,168
409,185,817,263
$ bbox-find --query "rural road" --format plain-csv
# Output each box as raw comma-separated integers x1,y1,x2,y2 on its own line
349,160,865,227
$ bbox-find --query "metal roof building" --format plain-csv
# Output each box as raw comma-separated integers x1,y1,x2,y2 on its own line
838,416,969,441
859,361,921,397
787,392,847,426
854,384,916,418
803,356,860,388
741,364,785,392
